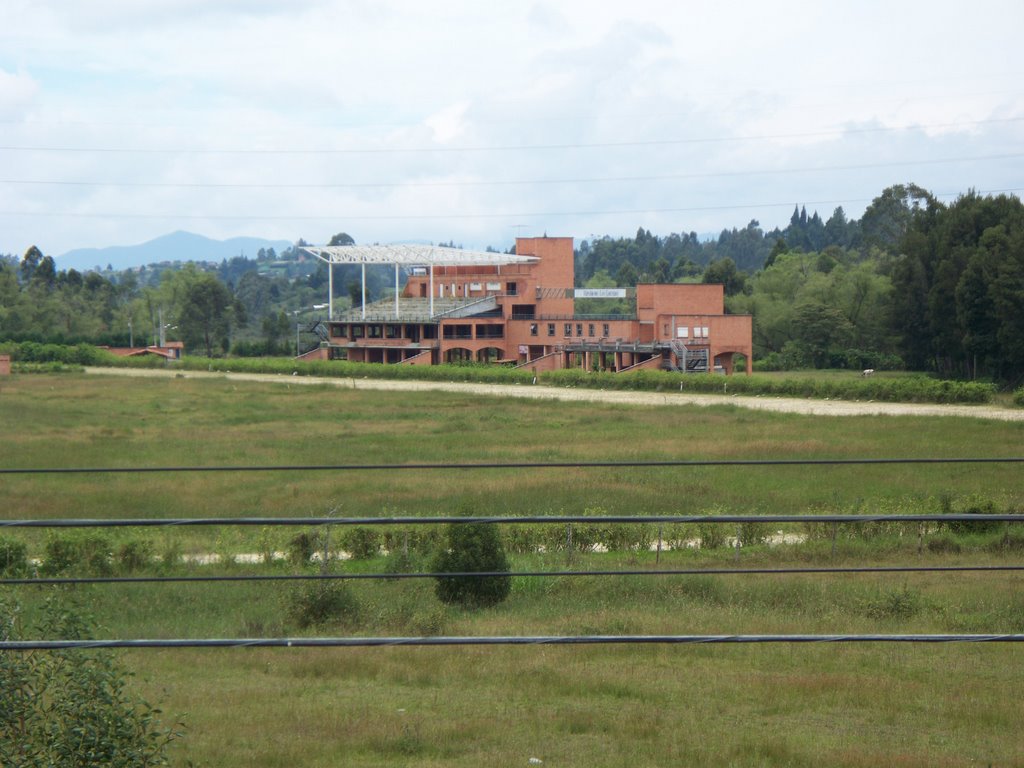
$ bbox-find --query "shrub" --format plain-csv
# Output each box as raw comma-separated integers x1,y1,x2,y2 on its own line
946,499,1004,535
42,534,114,577
502,524,541,555
737,522,769,548
287,579,361,629
116,538,154,573
602,523,654,553
341,527,380,560
1013,386,1024,407
697,521,726,550
0,595,183,766
0,536,28,577
158,538,182,572
288,531,318,566
432,521,511,608
384,548,427,577
381,526,444,557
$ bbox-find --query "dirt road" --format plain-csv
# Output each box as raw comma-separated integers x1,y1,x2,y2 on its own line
84,367,1024,421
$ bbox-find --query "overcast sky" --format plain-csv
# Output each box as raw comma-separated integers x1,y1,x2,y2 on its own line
1,0,1022,260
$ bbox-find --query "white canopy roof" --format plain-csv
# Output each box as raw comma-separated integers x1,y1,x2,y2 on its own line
302,244,538,267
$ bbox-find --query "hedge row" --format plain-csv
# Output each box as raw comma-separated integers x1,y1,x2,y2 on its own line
6,511,1018,577
2,340,998,404
166,356,995,404
543,368,996,403
0,341,109,365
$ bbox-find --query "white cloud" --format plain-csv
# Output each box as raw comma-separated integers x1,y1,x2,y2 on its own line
0,0,1021,255
0,67,38,119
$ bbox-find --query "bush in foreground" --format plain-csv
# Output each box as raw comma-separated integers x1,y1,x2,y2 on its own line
287,579,361,629
432,521,511,608
0,595,183,767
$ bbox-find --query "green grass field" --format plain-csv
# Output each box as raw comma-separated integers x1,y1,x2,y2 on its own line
2,372,1024,767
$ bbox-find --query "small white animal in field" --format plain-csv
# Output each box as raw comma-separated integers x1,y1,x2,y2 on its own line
862,369,875,377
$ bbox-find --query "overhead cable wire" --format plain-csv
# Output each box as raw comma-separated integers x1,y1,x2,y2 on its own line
3,456,1021,476
5,189,1023,222
4,634,1024,651
0,116,1021,155
2,152,1020,190
5,564,1024,587
3,513,1023,529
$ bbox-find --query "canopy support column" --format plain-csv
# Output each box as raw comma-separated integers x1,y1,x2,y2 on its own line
394,263,400,319
327,256,333,319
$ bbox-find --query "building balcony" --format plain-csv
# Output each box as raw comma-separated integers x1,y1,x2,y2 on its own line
345,339,438,349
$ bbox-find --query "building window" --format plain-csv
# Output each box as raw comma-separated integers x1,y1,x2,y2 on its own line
512,304,536,319
351,325,364,339
443,324,473,340
588,323,595,337
548,323,556,337
564,323,572,336
506,281,518,296
603,323,610,337
530,323,538,337
576,323,583,337
476,325,504,339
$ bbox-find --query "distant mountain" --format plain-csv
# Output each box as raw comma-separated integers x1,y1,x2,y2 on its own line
56,231,295,272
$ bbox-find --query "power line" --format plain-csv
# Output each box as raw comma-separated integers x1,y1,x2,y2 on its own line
0,117,1020,156
4,190,1021,223
3,456,1021,476
3,513,1022,529
4,634,1024,651
2,152,1020,190
5,564,1024,587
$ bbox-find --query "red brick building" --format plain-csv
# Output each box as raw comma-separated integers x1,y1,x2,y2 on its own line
308,236,752,374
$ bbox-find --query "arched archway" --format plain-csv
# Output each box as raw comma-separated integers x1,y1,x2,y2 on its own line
477,347,504,363
444,347,474,364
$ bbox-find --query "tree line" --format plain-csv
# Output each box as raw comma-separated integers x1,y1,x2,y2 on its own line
573,185,1024,383
1,183,1022,382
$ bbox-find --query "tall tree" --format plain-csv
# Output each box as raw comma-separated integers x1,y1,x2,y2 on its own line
178,274,236,357
861,183,936,251
702,257,747,296
19,246,43,284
